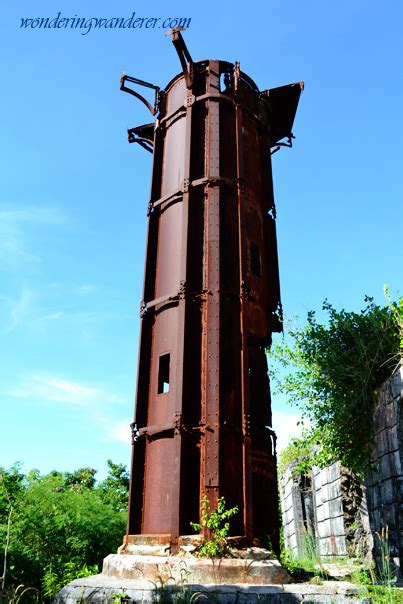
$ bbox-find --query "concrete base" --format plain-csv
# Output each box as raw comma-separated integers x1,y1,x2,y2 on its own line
102,552,291,585
56,538,367,602
56,575,367,603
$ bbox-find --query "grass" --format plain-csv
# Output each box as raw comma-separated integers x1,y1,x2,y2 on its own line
281,526,403,603
280,528,330,582
351,527,403,603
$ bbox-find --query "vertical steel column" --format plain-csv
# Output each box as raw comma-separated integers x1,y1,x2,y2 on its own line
170,88,193,547
126,113,163,536
202,61,221,517
234,78,253,540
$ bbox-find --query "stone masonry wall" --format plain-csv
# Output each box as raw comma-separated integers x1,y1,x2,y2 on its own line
280,462,371,559
280,365,402,564
281,463,307,556
312,463,346,557
365,364,403,575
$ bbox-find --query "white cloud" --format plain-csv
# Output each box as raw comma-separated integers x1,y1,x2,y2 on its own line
5,288,34,332
4,372,130,453
0,207,67,226
37,311,64,321
7,373,122,408
0,205,67,270
76,284,96,295
107,419,132,444
272,409,308,452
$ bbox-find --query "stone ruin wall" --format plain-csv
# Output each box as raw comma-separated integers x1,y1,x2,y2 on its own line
280,461,372,559
365,364,402,574
280,365,402,567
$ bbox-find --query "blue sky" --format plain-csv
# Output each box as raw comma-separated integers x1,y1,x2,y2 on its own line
1,0,402,479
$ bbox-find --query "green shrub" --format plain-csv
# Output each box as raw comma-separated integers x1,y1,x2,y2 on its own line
190,496,238,558
270,294,402,475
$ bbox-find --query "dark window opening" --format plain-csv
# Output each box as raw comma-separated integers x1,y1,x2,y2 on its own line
250,242,261,277
299,474,316,538
158,353,170,394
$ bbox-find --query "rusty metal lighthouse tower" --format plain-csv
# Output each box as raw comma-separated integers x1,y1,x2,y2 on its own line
121,30,302,553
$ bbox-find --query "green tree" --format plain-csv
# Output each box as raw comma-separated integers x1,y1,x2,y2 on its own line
0,463,27,592
269,295,402,475
0,462,128,599
97,459,129,513
0,463,26,516
64,467,97,492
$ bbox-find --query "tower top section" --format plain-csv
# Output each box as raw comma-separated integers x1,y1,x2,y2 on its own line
120,28,303,156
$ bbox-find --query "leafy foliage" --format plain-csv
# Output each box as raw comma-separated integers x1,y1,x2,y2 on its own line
0,461,129,601
270,295,402,475
278,433,318,477
42,561,98,601
190,496,238,558
112,592,129,604
63,467,97,492
98,460,130,513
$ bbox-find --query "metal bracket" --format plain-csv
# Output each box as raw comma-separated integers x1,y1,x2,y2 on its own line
168,27,193,88
206,177,227,188
120,73,160,116
140,301,147,318
130,422,140,444
138,417,210,440
270,133,295,155
127,123,155,153
186,93,195,107
140,284,208,317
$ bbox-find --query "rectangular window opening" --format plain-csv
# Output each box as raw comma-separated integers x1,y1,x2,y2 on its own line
158,353,170,394
220,71,231,94
250,242,261,277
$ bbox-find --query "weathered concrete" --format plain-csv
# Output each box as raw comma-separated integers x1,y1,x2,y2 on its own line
56,575,368,603
365,364,403,576
57,543,369,602
280,462,371,559
101,552,291,585
57,541,297,602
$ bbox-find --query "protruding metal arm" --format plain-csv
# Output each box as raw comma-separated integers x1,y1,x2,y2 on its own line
127,123,155,153
167,27,193,88
120,74,160,116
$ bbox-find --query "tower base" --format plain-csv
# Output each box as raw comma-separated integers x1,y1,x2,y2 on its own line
56,575,364,603
56,536,364,602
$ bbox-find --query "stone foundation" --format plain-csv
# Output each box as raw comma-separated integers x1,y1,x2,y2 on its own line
57,536,296,602
56,536,368,602
102,552,291,585
56,575,367,603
